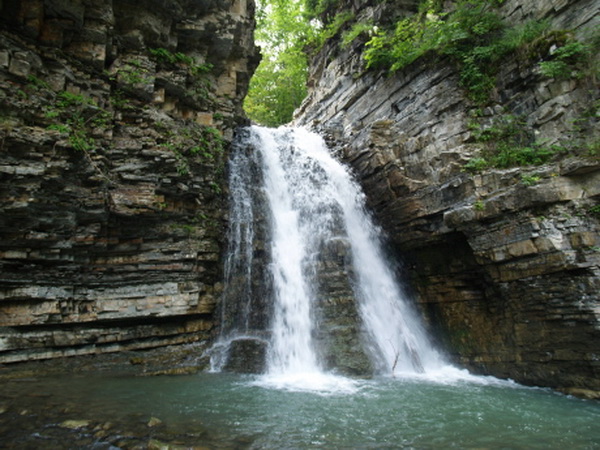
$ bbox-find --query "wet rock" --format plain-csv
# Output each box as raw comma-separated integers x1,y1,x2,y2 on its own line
147,417,162,427
558,388,600,400
313,239,374,376
221,338,268,374
59,419,91,429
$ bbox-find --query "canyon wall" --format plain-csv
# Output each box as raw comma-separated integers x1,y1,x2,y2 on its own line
295,0,600,396
0,0,259,362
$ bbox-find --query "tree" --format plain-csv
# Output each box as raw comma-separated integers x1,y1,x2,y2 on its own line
244,0,315,127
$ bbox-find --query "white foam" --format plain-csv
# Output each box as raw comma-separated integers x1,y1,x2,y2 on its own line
390,364,521,388
252,371,361,395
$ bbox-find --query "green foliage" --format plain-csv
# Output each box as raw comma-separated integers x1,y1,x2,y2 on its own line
464,96,599,171
47,123,70,133
584,139,599,157
342,20,375,47
160,125,226,178
117,63,147,86
190,77,212,103
198,127,225,159
44,109,60,119
465,113,561,171
304,0,341,23
109,90,130,109
589,204,600,217
469,113,531,147
463,157,488,173
44,90,112,154
190,62,214,76
244,50,308,126
150,47,214,80
150,48,194,66
148,48,215,104
538,40,589,79
311,11,355,50
492,144,556,168
364,0,549,104
244,0,314,126
170,223,197,234
520,174,541,186
69,128,95,152
91,110,112,129
27,75,50,91
209,181,222,194
56,91,96,108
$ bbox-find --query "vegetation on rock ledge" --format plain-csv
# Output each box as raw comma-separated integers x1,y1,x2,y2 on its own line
363,0,597,104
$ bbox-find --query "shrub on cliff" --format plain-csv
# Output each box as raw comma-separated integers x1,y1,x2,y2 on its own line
363,0,553,104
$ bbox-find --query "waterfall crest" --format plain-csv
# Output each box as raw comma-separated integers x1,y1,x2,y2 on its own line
213,126,444,379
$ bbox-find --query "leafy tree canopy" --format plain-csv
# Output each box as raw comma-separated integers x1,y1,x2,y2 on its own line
244,0,317,127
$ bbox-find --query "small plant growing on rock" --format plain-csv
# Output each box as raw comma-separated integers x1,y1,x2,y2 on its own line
69,128,95,152
209,181,222,194
117,64,148,86
56,91,96,108
538,39,590,79
463,157,488,173
158,124,226,179
47,123,70,134
154,46,214,73
589,205,600,218
150,48,194,67
520,174,541,186
341,20,375,47
109,90,130,109
464,113,563,171
43,90,114,158
26,75,51,91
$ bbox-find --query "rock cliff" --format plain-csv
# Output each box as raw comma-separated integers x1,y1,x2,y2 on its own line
295,0,599,396
0,0,259,362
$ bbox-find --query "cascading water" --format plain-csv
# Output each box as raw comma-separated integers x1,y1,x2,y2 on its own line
214,125,444,383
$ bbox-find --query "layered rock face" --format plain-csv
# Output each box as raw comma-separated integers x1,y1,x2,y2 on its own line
296,0,599,395
0,0,259,362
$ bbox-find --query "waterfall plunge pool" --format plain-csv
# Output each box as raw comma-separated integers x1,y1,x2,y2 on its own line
0,370,599,449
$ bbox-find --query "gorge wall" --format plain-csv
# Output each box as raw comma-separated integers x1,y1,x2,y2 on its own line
0,0,259,362
295,0,599,396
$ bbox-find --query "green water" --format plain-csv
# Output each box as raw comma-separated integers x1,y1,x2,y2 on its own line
0,371,599,449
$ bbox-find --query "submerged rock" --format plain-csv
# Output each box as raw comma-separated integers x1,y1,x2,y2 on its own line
147,417,162,427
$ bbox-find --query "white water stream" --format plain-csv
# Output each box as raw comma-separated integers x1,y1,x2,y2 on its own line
219,126,450,389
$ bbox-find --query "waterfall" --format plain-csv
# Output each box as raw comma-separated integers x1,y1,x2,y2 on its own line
214,126,443,379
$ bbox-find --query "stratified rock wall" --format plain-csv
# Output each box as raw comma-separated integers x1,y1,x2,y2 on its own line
0,0,259,362
295,0,599,395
